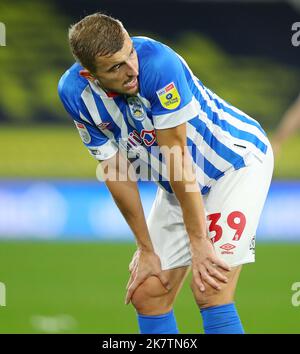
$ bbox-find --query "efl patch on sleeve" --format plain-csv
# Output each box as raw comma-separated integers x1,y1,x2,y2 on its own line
74,121,91,144
156,82,181,110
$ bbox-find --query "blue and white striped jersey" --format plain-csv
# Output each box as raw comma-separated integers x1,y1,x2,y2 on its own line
58,36,269,195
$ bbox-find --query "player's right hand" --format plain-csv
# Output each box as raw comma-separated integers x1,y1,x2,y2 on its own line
128,249,140,273
125,249,170,305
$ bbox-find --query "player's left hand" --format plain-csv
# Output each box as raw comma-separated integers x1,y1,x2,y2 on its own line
191,237,230,292
125,249,170,305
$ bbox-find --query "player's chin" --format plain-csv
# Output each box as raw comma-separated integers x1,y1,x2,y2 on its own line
123,78,139,95
123,84,139,96
126,87,139,96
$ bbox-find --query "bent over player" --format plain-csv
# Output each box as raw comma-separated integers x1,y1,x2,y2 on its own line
58,13,273,334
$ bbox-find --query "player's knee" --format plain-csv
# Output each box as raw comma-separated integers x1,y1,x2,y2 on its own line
131,276,172,315
190,279,234,309
190,266,241,308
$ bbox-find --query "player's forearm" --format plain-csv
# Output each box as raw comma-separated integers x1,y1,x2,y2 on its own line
168,152,208,246
155,125,207,245
102,156,154,252
107,180,154,251
274,99,300,143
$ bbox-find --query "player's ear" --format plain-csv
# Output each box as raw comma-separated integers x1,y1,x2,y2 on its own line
79,69,96,82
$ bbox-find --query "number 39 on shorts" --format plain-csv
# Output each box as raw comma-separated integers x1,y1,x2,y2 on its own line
207,211,246,243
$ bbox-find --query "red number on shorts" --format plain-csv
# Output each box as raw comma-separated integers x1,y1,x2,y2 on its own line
207,211,246,242
227,211,246,241
207,213,222,243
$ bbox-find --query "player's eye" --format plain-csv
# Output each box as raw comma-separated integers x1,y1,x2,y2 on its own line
111,64,121,72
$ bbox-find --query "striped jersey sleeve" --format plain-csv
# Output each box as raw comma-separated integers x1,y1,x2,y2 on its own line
140,41,198,129
58,67,118,161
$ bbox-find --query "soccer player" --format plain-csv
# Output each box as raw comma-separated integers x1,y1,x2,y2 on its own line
58,13,274,334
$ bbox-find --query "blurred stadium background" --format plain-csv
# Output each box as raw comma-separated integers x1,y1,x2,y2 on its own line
0,0,300,333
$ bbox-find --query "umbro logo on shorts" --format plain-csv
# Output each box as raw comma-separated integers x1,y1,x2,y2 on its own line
220,243,236,255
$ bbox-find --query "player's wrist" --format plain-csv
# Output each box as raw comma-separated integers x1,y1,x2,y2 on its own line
190,236,209,249
136,241,154,253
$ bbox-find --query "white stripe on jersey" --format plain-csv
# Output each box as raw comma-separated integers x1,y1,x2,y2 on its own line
194,88,267,161
100,96,129,153
79,111,92,124
152,99,199,129
186,121,232,173
205,87,262,127
176,53,268,160
192,96,261,163
197,84,269,146
176,53,268,135
81,85,116,142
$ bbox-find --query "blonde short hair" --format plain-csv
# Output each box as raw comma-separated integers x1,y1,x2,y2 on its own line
68,13,125,73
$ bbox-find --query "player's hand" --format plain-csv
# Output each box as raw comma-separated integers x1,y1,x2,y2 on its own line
125,249,170,305
128,249,140,273
191,237,230,292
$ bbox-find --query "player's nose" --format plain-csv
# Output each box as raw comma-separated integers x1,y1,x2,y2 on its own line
125,60,138,77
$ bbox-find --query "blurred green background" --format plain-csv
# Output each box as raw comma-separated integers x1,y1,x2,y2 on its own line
0,242,299,334
0,0,300,334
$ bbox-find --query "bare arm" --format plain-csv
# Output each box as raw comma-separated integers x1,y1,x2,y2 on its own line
101,152,153,251
155,123,230,292
272,96,300,154
99,151,170,303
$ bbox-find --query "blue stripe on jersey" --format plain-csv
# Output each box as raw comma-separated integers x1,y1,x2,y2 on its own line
201,186,211,195
180,65,267,153
90,89,122,139
204,86,267,136
188,117,246,169
147,141,164,164
187,138,225,180
145,156,173,193
157,180,173,193
199,100,267,154
78,96,96,124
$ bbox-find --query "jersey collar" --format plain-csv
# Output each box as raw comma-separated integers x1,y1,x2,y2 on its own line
89,80,120,99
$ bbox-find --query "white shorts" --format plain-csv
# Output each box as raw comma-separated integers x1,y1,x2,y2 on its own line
147,145,274,269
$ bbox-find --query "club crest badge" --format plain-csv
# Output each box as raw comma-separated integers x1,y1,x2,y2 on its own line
127,96,146,121
156,82,181,110
74,121,91,144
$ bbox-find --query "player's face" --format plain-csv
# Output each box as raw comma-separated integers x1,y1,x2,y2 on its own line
93,32,139,95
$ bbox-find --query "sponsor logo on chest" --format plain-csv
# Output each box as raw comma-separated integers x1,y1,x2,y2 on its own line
126,129,156,150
